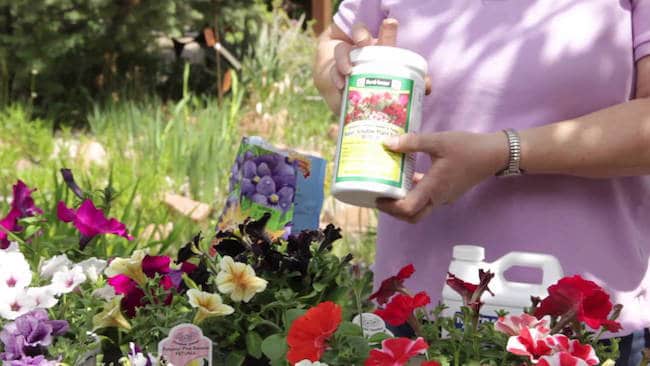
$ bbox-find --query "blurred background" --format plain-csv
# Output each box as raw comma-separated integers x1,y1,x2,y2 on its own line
0,0,377,264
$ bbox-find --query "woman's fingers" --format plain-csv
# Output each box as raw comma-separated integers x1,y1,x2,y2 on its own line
377,18,399,46
351,23,375,46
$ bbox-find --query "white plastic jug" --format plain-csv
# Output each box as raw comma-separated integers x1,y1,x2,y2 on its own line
441,245,563,326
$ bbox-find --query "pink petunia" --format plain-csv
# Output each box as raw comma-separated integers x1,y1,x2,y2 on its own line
57,199,133,249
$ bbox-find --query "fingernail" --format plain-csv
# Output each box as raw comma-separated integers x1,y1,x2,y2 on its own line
383,136,398,148
335,78,344,90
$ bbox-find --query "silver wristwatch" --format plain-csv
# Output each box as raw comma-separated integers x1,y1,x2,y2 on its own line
496,128,524,177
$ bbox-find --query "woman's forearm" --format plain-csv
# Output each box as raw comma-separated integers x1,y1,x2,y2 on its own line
518,97,650,177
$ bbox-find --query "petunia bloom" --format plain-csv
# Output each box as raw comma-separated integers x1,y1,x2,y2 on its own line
287,301,342,364
0,289,36,320
369,264,415,305
0,309,68,362
495,313,549,337
506,327,553,362
374,292,430,327
92,296,132,331
534,275,621,332
57,199,133,250
50,266,87,295
537,352,590,366
446,269,494,314
187,289,234,324
105,250,148,286
364,337,429,366
0,180,43,249
216,256,267,303
545,335,599,366
0,250,33,290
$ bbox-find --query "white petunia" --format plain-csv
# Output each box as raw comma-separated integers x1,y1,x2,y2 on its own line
92,285,116,301
39,254,72,279
51,265,87,294
78,257,107,282
0,250,32,290
3,242,20,252
0,288,36,320
26,286,59,309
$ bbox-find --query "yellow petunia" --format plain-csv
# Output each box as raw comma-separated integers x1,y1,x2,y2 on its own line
216,256,268,303
92,296,131,331
187,289,234,324
104,250,147,286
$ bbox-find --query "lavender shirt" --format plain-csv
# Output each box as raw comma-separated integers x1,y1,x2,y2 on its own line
334,0,650,334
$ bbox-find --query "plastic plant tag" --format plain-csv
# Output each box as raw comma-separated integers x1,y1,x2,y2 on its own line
352,312,393,338
158,324,212,366
218,136,326,237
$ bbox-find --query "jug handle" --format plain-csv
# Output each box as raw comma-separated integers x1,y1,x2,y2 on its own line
494,252,564,294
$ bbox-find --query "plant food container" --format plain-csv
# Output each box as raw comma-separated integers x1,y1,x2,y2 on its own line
332,46,427,207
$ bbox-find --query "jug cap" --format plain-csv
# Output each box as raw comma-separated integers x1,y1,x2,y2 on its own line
453,245,485,262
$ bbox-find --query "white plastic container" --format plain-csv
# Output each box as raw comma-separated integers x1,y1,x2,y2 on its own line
441,245,564,326
332,46,427,208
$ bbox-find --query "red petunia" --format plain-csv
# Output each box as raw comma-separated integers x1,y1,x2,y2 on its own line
446,269,494,313
506,327,554,361
374,292,430,326
537,352,590,366
286,301,342,364
421,362,441,366
369,264,415,305
534,275,621,331
364,337,428,366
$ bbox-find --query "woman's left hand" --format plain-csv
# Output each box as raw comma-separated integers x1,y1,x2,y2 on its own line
376,131,509,223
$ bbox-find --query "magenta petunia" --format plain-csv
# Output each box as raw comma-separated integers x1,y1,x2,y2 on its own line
11,180,43,217
1,180,43,249
57,199,133,249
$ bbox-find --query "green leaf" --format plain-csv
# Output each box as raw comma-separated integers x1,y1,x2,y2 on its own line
335,321,363,337
246,331,263,359
368,332,391,344
225,351,246,366
313,282,327,292
261,334,287,361
284,308,306,329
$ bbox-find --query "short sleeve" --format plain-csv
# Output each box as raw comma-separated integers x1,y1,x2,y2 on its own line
333,0,386,39
633,0,650,61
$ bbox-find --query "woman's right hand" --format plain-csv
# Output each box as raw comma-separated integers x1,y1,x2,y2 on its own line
329,19,400,91
314,19,401,113
314,18,431,113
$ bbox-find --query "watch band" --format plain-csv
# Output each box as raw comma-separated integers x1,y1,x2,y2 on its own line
496,128,524,177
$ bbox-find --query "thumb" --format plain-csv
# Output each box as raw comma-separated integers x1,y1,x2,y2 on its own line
383,133,438,153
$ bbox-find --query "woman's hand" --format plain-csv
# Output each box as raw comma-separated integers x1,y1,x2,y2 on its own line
314,19,430,113
376,132,509,223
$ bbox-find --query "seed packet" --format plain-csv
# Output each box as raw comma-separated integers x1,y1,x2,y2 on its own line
218,136,326,238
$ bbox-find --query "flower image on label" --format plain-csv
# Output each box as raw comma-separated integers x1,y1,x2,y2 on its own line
336,74,416,187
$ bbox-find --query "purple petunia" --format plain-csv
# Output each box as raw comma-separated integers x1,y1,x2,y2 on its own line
5,355,58,366
0,309,68,361
57,199,134,249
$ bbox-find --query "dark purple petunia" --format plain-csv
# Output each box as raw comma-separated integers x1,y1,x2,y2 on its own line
0,310,68,361
0,180,43,249
57,199,133,250
60,168,85,199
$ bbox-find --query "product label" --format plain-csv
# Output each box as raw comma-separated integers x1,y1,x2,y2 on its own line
158,324,212,366
336,73,420,188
